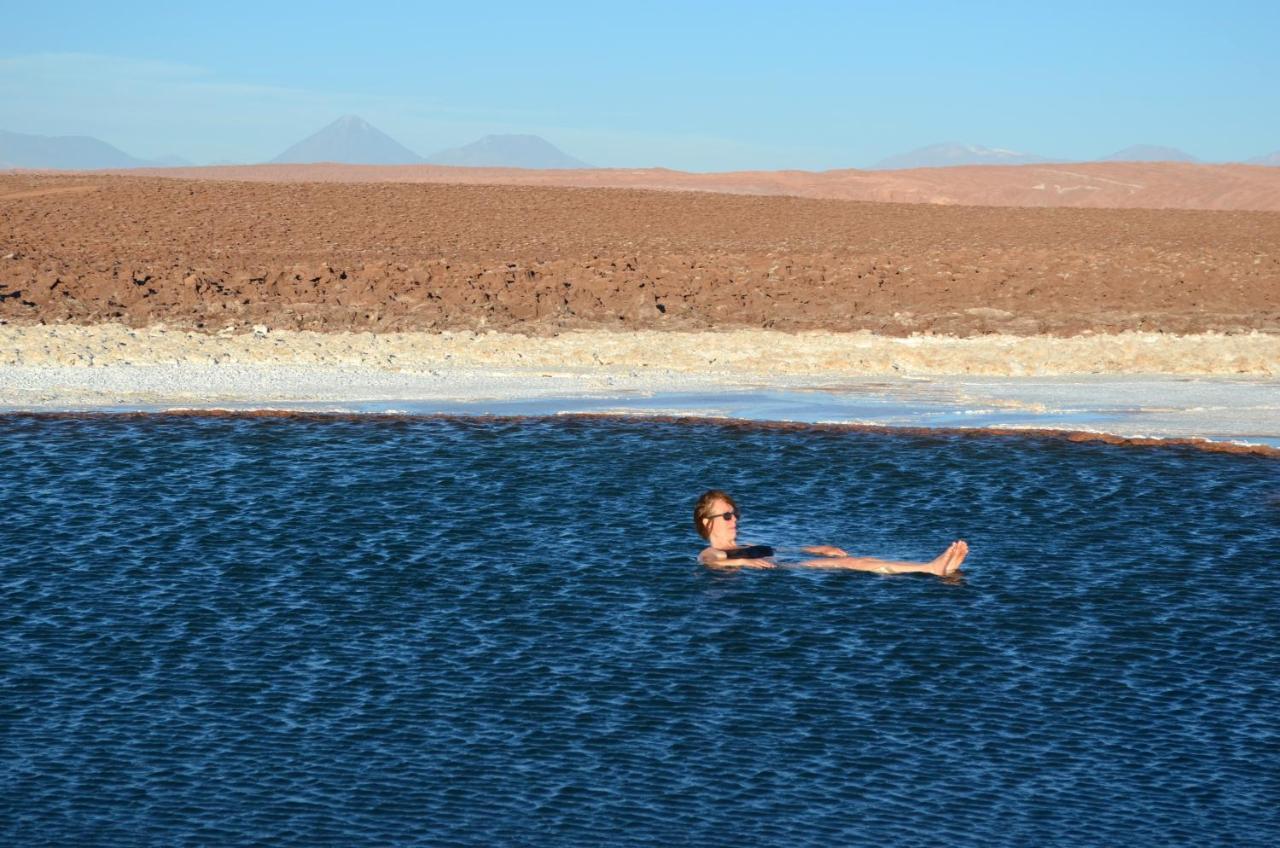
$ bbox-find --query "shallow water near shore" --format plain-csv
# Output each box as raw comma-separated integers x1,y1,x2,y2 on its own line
3,415,1278,846
5,366,1279,450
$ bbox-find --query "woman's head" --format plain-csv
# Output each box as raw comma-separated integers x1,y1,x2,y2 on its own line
694,489,738,541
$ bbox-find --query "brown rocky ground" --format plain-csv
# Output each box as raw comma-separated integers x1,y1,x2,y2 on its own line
116,161,1280,211
1,172,1277,336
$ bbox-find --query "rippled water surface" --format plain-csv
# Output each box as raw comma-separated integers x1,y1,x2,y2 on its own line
3,415,1278,847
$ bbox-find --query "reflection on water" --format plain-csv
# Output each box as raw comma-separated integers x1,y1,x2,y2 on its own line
2,415,1278,846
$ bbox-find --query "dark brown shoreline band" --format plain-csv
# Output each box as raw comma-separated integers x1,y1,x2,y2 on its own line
1,409,1276,459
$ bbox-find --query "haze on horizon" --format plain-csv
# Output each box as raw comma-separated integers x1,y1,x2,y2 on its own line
2,1,1277,172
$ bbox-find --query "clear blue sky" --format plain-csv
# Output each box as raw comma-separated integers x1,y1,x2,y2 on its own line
3,1,1277,169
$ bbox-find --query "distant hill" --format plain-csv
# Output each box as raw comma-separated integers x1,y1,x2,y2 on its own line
1247,151,1280,166
270,115,424,165
425,134,590,169
872,142,1052,170
0,128,151,169
1100,145,1198,163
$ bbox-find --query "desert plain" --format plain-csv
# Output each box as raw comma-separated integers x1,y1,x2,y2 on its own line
1,163,1277,448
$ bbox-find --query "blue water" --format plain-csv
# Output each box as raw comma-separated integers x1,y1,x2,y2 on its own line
2,414,1278,847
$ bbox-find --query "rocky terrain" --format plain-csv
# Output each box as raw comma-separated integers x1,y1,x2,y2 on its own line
1,172,1277,336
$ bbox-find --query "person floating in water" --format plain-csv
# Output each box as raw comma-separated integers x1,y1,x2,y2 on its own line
694,489,967,576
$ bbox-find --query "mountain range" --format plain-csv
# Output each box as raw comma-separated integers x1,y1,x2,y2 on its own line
2,119,1278,171
426,134,589,169
0,117,591,171
270,115,423,165
0,129,189,169
268,116,590,168
871,142,1215,169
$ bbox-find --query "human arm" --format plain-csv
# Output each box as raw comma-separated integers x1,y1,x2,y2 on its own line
699,548,777,569
802,545,849,557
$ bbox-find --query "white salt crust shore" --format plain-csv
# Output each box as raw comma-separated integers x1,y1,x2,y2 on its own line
3,325,1278,376
2,325,1278,448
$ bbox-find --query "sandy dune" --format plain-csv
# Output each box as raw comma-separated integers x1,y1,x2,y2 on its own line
106,161,1280,212
2,173,1277,337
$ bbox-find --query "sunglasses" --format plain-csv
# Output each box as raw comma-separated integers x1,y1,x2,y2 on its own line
710,511,739,522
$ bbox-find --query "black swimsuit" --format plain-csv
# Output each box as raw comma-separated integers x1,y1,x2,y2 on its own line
721,545,775,559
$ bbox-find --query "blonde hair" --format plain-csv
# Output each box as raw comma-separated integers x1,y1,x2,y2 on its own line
693,489,737,540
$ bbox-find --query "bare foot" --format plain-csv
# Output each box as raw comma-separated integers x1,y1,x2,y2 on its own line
944,540,969,575
930,541,963,576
